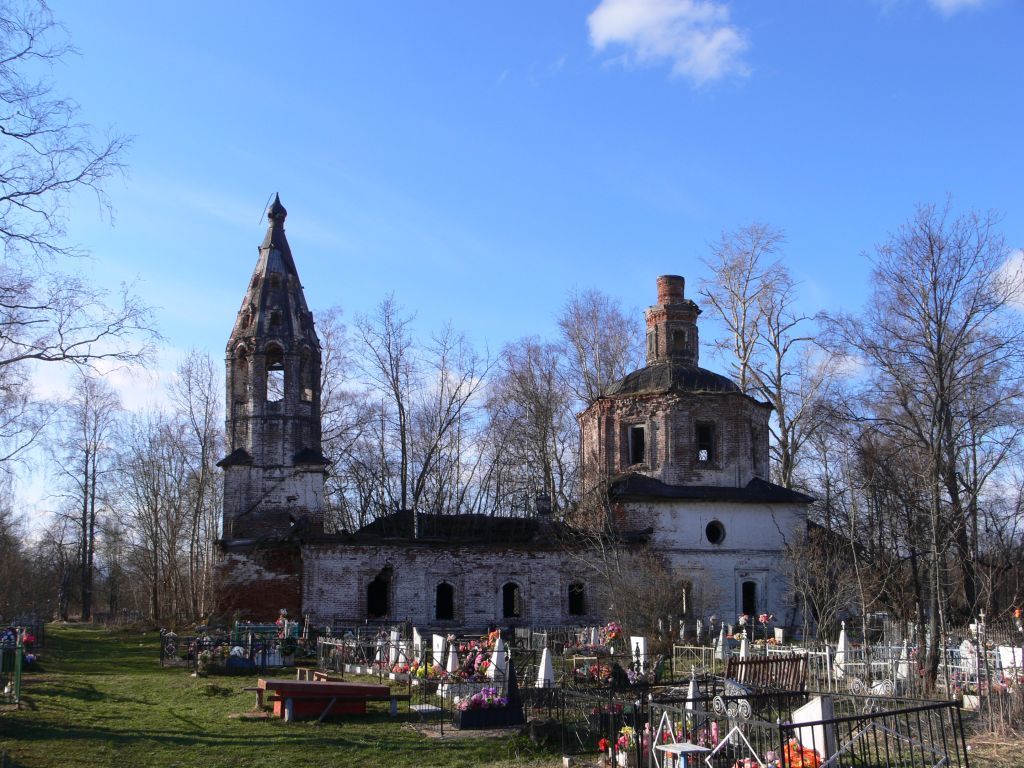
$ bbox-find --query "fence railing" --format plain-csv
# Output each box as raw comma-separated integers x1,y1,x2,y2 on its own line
1,629,25,706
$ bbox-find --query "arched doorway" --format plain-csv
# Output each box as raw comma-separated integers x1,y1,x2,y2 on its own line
435,582,454,621
502,582,522,619
367,567,392,619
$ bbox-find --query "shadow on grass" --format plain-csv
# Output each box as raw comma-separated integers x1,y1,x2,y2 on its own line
8,715,473,757
49,626,159,675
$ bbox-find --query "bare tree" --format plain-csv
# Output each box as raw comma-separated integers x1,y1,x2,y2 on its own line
558,288,642,405
0,0,129,258
51,371,120,621
700,224,836,489
315,306,375,531
0,2,155,374
485,337,577,516
356,294,415,514
699,223,785,393
169,350,222,619
827,202,1024,688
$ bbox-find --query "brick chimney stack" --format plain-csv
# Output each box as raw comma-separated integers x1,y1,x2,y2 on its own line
645,274,701,367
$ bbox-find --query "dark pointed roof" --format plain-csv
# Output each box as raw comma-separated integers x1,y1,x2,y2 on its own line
227,194,318,352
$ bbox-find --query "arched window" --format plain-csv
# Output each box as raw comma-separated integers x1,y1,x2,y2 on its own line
742,580,758,617
367,568,391,619
265,346,285,402
696,422,715,463
435,582,455,621
299,348,314,402
233,348,250,403
502,582,522,619
568,582,586,616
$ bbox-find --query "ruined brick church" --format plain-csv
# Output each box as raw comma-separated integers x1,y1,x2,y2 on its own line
216,197,811,629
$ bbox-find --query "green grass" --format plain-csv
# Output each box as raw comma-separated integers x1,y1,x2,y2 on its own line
0,625,562,768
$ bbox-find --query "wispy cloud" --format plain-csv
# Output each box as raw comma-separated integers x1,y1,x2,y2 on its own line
587,0,749,86
998,248,1024,310
928,0,986,16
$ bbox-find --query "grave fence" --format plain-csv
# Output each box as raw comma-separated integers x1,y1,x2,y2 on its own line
0,629,24,706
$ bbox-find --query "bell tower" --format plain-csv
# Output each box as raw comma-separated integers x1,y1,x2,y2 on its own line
219,194,327,539
644,274,700,366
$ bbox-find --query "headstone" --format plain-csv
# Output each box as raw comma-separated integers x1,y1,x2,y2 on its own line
834,622,849,679
389,629,400,664
792,696,837,760
739,631,749,660
488,636,507,681
685,671,698,711
998,645,1022,673
630,636,647,671
412,627,422,655
715,624,729,661
536,647,554,688
502,658,526,725
590,626,600,646
432,634,446,667
695,619,703,643
445,644,460,675
896,640,910,681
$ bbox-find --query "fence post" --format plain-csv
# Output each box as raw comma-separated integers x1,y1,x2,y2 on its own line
13,628,23,704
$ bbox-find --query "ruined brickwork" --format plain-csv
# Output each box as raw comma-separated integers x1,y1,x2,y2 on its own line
302,543,600,628
216,208,810,626
219,195,327,540
217,543,303,621
580,275,772,492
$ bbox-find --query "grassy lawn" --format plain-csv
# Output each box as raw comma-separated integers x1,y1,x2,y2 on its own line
0,625,562,768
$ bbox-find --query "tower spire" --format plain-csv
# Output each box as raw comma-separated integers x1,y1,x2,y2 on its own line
220,195,326,540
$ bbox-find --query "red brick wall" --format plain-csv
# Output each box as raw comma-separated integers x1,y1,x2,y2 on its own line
215,544,302,621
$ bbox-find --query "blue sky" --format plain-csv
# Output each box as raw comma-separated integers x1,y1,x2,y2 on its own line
46,0,1024,383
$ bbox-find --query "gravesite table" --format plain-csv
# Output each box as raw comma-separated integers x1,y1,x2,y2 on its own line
654,742,711,767
256,677,404,722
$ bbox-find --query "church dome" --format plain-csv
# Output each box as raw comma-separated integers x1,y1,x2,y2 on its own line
603,360,740,397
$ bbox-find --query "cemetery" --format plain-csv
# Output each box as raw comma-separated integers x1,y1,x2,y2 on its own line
2,609,995,767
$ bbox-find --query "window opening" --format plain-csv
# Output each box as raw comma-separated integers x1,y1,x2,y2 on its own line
696,423,715,463
705,520,726,545
300,349,313,402
233,350,249,403
671,330,687,355
435,582,454,621
502,582,522,618
568,582,586,616
266,347,284,403
742,580,758,617
367,568,391,619
628,425,646,466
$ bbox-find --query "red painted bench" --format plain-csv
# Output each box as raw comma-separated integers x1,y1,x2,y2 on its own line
256,677,409,722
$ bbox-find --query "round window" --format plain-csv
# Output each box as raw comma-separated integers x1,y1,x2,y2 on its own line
705,520,726,545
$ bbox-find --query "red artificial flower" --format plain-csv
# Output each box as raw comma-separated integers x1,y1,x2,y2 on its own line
598,738,610,751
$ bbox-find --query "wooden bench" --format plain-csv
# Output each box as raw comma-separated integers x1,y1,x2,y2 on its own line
295,667,344,683
724,654,808,692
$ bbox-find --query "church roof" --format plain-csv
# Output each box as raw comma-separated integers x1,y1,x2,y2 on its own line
353,510,556,543
609,472,814,504
602,361,745,398
227,193,318,351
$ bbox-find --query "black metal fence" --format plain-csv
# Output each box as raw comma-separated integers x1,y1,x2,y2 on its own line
551,680,970,768
159,630,279,673
0,631,24,705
